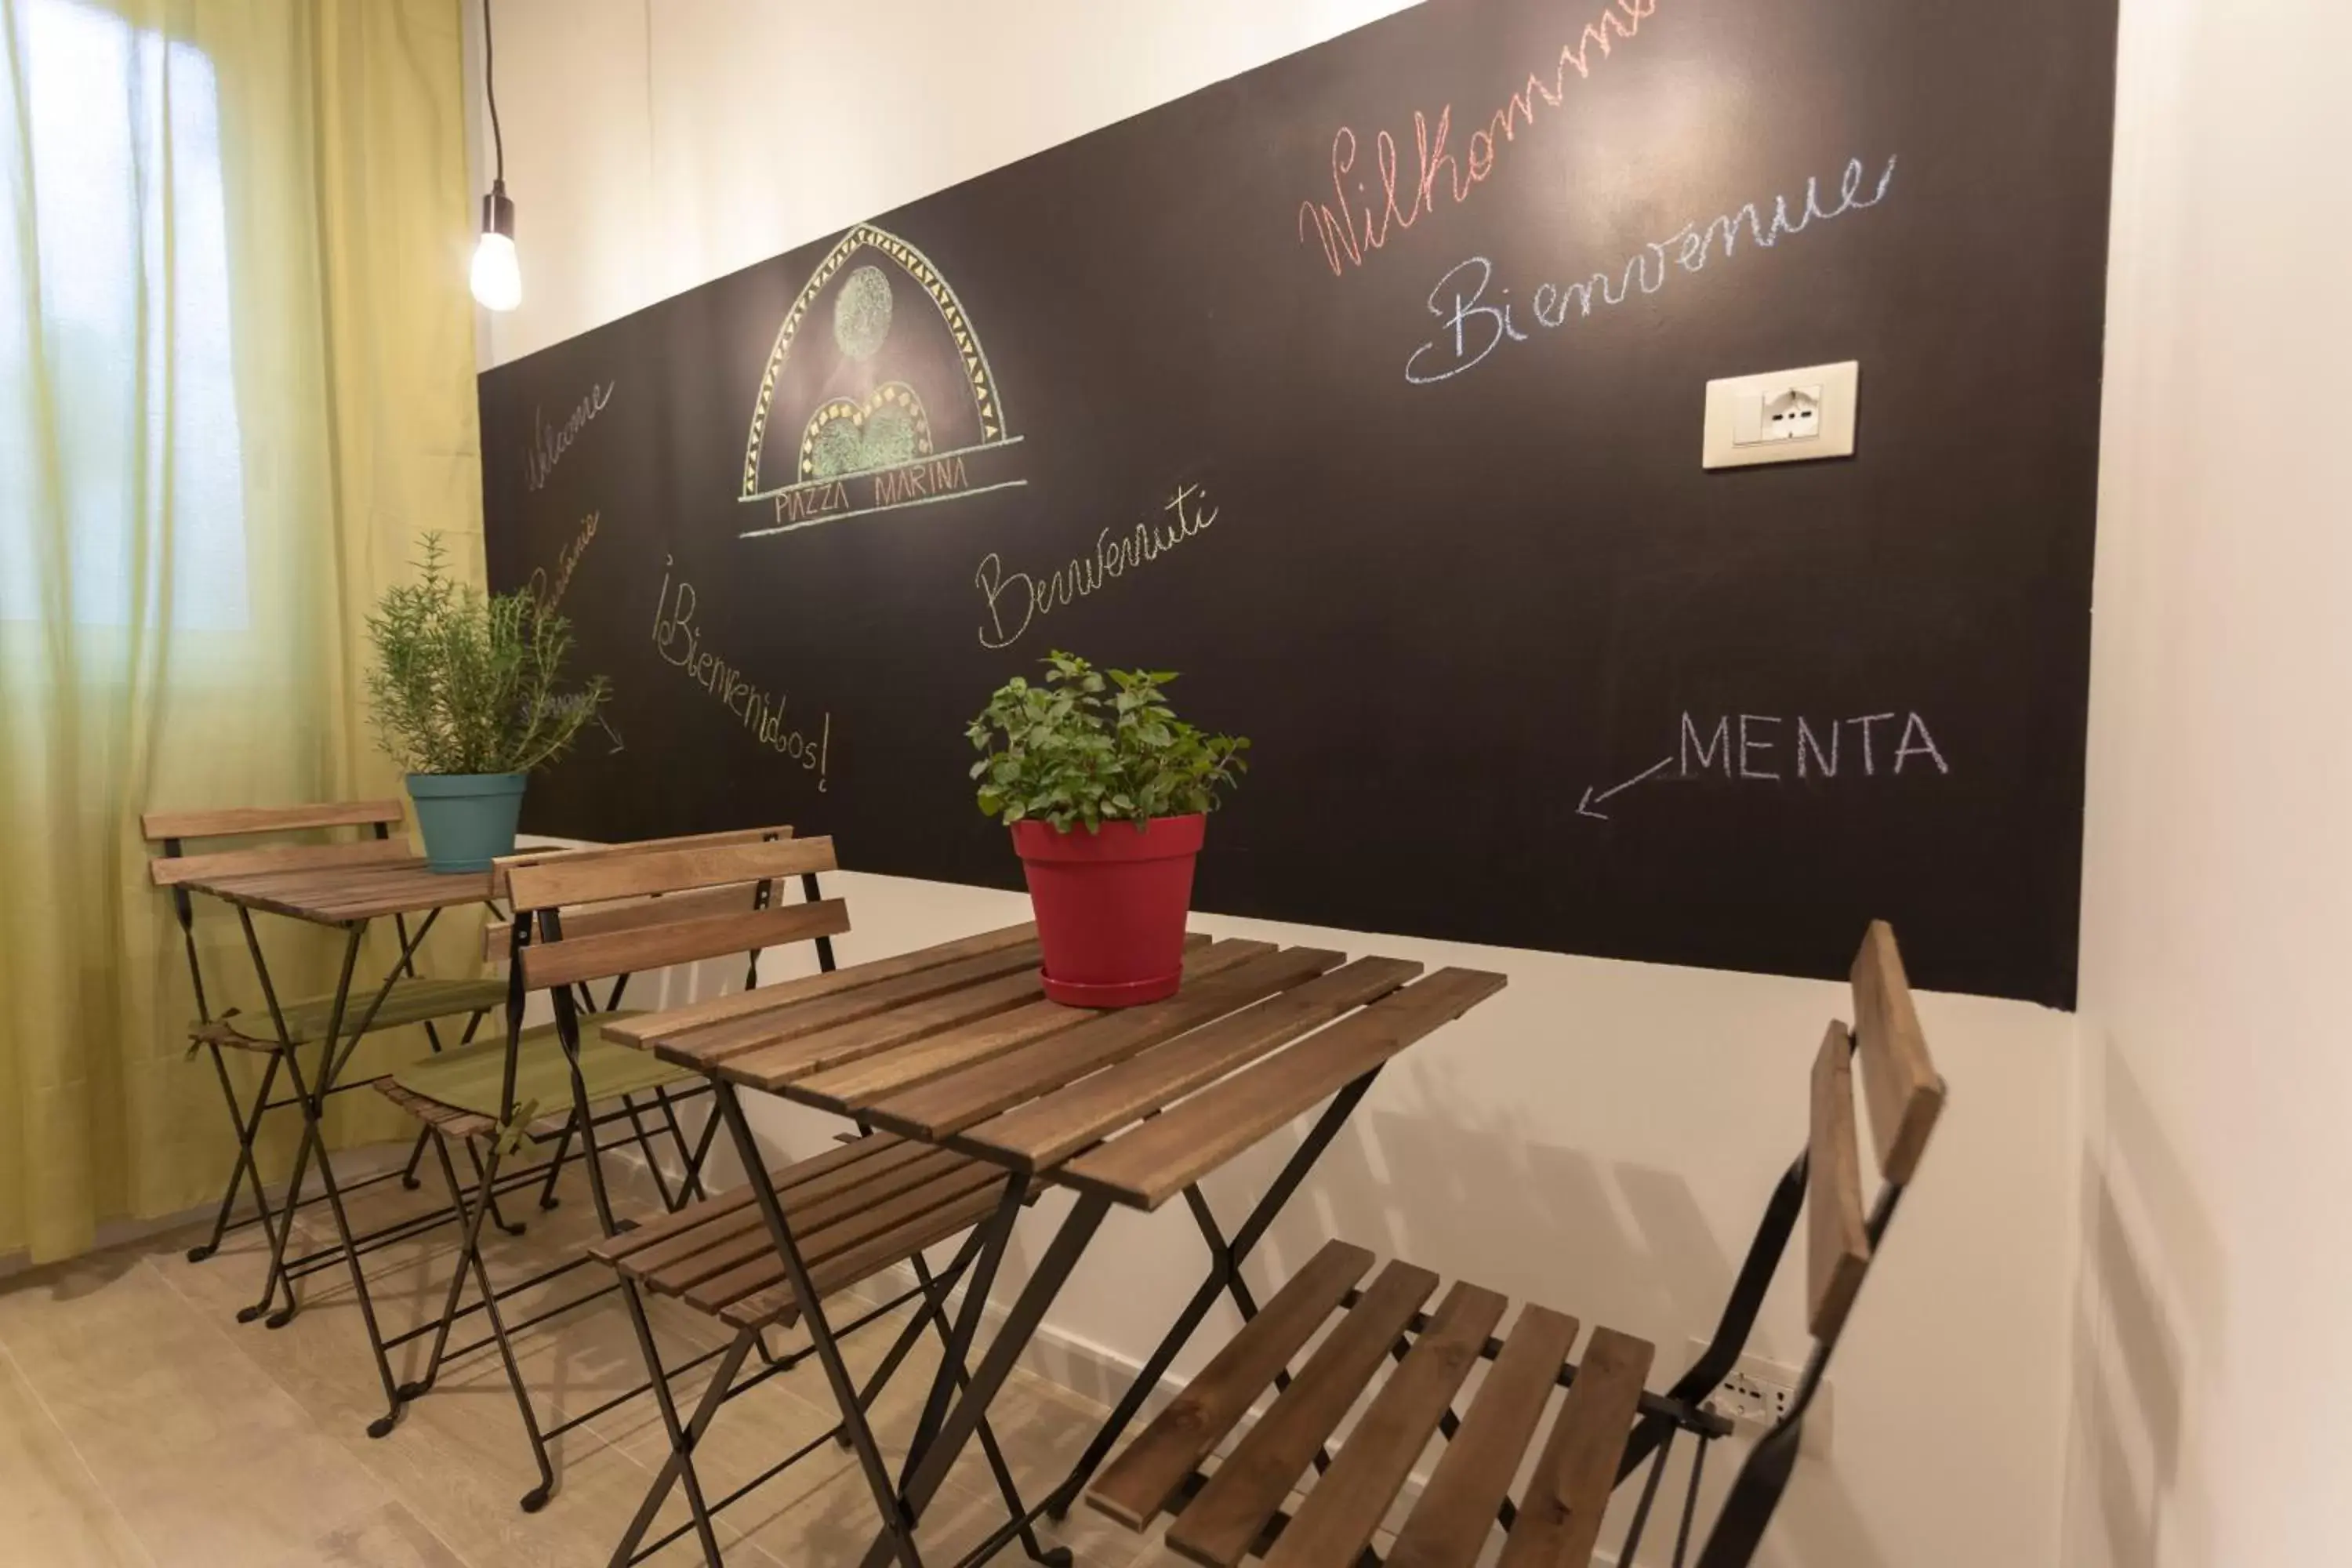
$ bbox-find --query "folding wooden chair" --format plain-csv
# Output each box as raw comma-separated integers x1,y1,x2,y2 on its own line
586,1128,1071,1568
378,827,849,1508
1084,920,1947,1568
142,800,507,1281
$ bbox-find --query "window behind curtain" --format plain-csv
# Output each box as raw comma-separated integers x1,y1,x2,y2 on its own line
1,0,248,630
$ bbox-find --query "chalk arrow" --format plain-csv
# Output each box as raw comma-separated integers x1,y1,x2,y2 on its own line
1576,755,1676,820
597,714,626,756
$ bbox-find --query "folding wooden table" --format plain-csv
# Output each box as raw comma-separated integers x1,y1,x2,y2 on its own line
608,922,1508,1568
171,856,501,1432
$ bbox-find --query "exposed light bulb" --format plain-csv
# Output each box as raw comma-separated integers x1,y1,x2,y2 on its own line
470,230,521,312
470,183,520,311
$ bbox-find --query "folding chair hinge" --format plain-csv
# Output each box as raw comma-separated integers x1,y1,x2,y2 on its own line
184,1007,241,1060
495,1098,543,1160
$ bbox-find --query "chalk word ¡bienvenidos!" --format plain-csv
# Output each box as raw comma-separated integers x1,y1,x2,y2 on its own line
652,560,832,789
972,482,1221,651
1404,154,1899,386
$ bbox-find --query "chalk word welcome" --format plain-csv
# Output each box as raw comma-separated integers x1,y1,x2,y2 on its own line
1300,0,1663,278
526,379,615,491
652,561,833,789
1404,154,1899,385
972,483,1221,651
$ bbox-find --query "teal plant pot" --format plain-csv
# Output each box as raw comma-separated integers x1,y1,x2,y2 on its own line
405,772,528,873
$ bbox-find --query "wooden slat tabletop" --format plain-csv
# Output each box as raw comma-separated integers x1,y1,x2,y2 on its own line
619,921,1508,1211
176,856,496,924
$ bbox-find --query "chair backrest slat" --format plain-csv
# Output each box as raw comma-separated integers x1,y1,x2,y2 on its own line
149,837,412,888
488,825,794,899
1848,920,1945,1183
141,799,405,842
522,898,851,991
1806,1021,1871,1341
507,834,836,913
1690,920,1951,1568
481,882,764,963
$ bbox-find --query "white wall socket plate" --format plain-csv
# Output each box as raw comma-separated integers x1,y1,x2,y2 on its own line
1686,1339,1832,1453
1702,360,1860,469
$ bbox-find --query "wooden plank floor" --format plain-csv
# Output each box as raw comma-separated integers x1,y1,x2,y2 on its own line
0,1145,1189,1568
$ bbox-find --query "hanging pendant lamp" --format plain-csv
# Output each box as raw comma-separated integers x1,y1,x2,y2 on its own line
470,0,521,311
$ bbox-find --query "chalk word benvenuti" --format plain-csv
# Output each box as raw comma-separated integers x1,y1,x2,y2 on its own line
972,482,1221,650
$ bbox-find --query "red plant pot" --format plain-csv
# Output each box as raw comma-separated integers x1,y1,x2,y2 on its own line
1011,813,1205,1007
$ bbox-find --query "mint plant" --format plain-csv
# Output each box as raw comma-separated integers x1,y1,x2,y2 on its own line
967,650,1249,831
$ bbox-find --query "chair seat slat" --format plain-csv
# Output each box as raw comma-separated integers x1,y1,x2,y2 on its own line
718,1178,1023,1330
628,1149,971,1295
1261,1280,1510,1568
1385,1304,1582,1568
586,1134,916,1267
678,1161,1008,1313
1494,1327,1655,1568
1088,1239,1377,1530
1166,1260,1441,1568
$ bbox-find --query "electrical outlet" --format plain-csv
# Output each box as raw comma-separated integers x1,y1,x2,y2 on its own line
1753,385,1822,443
1685,1341,1829,1449
1702,361,1860,469
1708,1363,1795,1427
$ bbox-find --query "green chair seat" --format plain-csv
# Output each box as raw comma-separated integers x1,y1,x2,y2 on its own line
196,976,509,1047
388,1014,698,1127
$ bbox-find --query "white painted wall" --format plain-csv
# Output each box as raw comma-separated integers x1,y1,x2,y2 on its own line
464,5,2085,1564
2064,2,2352,1565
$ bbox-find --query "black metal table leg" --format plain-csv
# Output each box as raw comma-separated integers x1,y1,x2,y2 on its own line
235,917,363,1325
187,1042,284,1262
241,909,445,1324
851,1190,1114,1568
716,1081,932,1568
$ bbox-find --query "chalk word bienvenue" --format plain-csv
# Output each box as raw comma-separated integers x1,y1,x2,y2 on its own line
1405,155,1899,386
526,380,615,491
973,483,1221,651
652,562,833,789
1300,0,1664,278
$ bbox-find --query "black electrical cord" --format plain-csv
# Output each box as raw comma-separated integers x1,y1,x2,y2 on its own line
483,0,504,184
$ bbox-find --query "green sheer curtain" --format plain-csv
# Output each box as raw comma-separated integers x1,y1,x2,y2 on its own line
0,0,483,1262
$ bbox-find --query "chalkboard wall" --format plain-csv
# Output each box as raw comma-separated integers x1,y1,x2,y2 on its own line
478,0,2119,1007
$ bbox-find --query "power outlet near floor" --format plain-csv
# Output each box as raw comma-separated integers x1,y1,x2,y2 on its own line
1686,1342,1829,1449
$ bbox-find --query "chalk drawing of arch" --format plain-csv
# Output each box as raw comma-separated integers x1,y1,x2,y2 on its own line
739,223,1017,503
